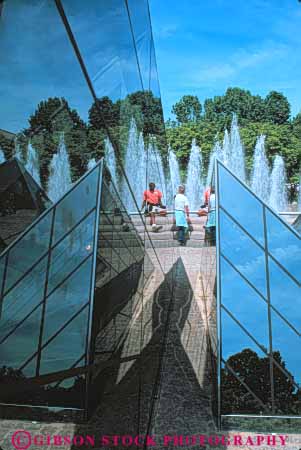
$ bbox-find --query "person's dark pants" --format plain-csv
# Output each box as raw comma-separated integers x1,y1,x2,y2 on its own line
178,226,185,243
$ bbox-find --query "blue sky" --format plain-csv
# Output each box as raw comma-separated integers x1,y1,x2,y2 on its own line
149,0,301,120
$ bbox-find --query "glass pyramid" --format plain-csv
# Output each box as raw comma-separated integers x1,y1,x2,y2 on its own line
215,159,301,423
0,160,150,419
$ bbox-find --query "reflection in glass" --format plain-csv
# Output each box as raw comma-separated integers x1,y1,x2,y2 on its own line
220,209,267,297
217,160,301,420
273,362,300,415
0,0,93,133
42,256,93,345
48,211,95,294
0,306,42,376
269,257,301,332
218,164,264,245
53,166,99,244
0,257,47,341
0,0,160,420
61,0,143,99
40,308,89,375
221,256,269,350
271,310,300,384
4,211,53,293
127,0,151,91
266,209,301,284
221,309,270,414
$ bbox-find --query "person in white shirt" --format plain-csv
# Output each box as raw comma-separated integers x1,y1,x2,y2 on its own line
174,185,190,245
206,186,216,228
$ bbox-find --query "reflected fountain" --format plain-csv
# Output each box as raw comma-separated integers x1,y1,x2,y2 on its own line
47,133,72,203
14,138,23,161
186,138,203,211
25,141,41,186
269,155,287,212
87,158,97,170
104,137,117,187
251,135,270,203
0,148,5,164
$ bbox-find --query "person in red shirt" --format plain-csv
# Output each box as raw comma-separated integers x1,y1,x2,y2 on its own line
141,182,164,232
204,187,211,207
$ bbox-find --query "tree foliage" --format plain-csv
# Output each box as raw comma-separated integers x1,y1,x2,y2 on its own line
264,91,290,125
171,95,202,124
168,87,301,184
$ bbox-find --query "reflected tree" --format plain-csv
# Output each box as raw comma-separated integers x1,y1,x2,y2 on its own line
0,365,85,408
221,349,299,414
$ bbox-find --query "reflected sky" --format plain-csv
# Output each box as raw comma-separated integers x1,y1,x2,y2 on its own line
221,256,269,351
0,0,93,132
218,159,301,406
220,209,267,298
0,0,159,132
219,164,264,246
266,209,301,284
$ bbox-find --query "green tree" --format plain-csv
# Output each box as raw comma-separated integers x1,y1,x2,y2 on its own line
88,96,119,130
0,134,14,160
264,91,290,124
27,97,85,134
166,120,221,170
292,111,301,139
23,97,89,186
203,88,266,124
172,95,202,124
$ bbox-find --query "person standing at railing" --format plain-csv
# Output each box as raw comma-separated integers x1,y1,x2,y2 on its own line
174,185,190,246
141,182,164,232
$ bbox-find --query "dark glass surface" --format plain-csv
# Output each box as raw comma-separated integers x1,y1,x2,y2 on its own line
0,257,4,295
40,307,89,375
218,164,264,246
53,166,100,245
4,211,53,293
48,211,95,294
0,257,47,342
266,209,301,284
0,0,162,420
0,306,42,376
219,209,267,298
42,256,93,346
273,362,300,415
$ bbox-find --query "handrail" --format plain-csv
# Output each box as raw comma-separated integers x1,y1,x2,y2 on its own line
128,210,206,216
128,210,301,216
